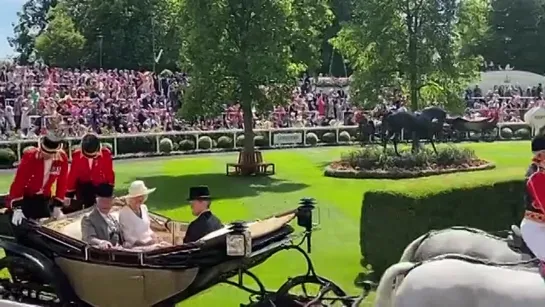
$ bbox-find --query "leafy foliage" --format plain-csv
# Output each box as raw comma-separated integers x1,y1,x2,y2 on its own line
8,0,58,64
179,0,332,151
341,145,477,170
331,0,488,111
34,4,86,67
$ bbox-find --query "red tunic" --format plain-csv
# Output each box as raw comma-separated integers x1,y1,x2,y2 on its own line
8,147,69,208
66,147,114,194
527,171,545,213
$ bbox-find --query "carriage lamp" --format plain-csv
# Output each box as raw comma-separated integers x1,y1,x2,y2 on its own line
226,221,252,257
297,197,316,232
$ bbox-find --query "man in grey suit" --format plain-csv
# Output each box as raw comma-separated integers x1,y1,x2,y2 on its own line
81,184,124,249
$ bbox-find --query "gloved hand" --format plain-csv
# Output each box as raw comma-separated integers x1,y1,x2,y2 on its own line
98,241,113,249
51,207,65,220
11,208,25,226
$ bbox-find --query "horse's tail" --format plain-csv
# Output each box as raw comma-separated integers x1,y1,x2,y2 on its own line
375,262,418,307
399,233,428,262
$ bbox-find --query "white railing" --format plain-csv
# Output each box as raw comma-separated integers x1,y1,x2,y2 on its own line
0,122,532,162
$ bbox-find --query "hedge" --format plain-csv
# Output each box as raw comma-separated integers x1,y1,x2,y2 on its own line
360,179,524,279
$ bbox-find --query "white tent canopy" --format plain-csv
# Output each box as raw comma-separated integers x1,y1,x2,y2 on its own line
477,70,545,93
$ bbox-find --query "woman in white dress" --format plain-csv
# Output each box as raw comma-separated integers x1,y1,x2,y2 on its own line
118,180,170,248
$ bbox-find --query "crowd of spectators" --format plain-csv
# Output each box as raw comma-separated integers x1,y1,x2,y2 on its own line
464,83,544,122
0,63,186,140
1,63,543,140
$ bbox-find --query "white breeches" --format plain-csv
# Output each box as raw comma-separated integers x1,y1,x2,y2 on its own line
521,217,545,261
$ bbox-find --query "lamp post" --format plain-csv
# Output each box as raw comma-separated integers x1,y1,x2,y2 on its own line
226,221,251,257
97,34,104,68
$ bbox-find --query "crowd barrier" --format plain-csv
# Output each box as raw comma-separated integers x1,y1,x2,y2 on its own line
0,122,532,163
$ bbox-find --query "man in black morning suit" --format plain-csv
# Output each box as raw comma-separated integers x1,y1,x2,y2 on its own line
183,186,223,243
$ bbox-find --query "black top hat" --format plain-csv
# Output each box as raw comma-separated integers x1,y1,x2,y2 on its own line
533,135,545,153
96,183,114,198
81,133,101,158
39,133,63,154
187,186,211,201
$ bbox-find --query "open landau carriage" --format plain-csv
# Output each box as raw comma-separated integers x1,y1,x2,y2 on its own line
0,198,368,307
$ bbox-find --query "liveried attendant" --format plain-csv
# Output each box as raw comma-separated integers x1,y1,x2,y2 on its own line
65,133,115,213
8,134,69,225
520,134,545,271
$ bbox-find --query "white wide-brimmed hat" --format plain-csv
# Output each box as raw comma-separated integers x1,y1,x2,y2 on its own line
125,180,156,198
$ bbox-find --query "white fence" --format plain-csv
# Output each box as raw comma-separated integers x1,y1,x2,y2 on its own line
0,122,531,162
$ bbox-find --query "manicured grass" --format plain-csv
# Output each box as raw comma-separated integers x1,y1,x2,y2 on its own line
0,141,530,306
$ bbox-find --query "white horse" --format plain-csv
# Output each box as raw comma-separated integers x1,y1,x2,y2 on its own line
399,226,534,263
376,255,542,307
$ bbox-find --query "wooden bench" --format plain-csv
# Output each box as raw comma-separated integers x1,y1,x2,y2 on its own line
226,150,275,176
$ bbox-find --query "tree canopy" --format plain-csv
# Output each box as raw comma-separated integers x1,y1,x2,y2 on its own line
179,0,332,151
331,0,489,111
34,4,85,68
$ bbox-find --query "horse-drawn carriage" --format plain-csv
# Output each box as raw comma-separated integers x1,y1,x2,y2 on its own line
0,197,368,307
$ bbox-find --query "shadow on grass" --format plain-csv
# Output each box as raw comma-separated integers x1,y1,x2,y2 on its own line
116,173,309,210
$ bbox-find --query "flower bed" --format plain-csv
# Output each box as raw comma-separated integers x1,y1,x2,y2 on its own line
324,146,495,179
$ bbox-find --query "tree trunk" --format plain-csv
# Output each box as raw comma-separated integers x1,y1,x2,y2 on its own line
240,89,256,175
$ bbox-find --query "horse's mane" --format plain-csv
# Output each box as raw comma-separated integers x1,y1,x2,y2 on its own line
420,253,539,268
427,226,509,241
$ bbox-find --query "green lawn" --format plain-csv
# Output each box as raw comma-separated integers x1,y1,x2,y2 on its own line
0,141,531,306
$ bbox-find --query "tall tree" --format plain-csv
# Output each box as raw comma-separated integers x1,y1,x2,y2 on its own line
8,0,58,64
179,0,331,163
482,0,545,73
34,4,86,67
332,0,488,111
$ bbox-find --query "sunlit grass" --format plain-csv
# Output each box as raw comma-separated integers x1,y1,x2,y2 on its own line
0,141,529,306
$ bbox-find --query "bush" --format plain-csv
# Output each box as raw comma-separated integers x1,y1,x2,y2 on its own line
179,139,196,151
339,131,351,142
361,180,524,279
306,132,319,145
236,135,245,147
0,148,17,167
500,127,513,139
198,136,213,149
322,132,336,144
217,136,234,149
254,135,268,147
514,128,531,139
341,145,477,170
159,138,174,153
117,136,155,154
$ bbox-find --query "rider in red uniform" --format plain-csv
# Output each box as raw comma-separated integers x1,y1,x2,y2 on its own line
65,133,114,212
521,134,545,271
8,134,68,225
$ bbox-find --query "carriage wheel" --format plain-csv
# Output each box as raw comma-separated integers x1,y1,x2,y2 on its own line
273,275,352,306
0,255,69,306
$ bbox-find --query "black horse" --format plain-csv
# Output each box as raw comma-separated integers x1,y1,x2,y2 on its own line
376,105,447,155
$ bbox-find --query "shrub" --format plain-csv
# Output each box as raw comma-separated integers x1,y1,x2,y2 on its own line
236,135,245,147
322,132,336,144
514,128,531,139
0,148,17,167
339,131,351,142
500,127,513,139
117,136,155,154
254,135,268,147
179,139,196,151
361,180,524,279
198,136,213,149
340,145,477,170
217,136,233,149
306,132,319,145
159,138,174,153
